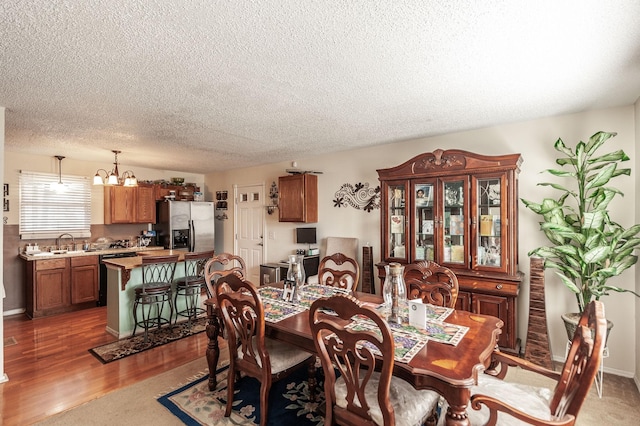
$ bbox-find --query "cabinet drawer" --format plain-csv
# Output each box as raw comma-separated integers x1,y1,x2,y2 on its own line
458,276,519,296
71,256,98,267
35,258,68,271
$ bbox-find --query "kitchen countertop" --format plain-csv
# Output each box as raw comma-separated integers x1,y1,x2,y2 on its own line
19,246,165,261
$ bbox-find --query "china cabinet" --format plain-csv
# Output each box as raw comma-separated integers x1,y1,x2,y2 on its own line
377,149,524,352
278,174,318,223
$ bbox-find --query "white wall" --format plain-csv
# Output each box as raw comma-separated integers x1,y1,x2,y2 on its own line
2,152,205,226
635,97,640,387
206,105,638,377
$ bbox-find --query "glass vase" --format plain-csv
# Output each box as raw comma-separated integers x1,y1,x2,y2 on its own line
287,254,306,299
383,262,406,324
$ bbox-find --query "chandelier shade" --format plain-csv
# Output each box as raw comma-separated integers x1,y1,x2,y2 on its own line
93,150,138,186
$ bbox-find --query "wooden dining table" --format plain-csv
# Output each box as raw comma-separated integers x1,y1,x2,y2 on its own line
203,286,503,426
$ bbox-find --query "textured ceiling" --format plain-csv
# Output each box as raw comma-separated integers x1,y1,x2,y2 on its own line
2,1,640,174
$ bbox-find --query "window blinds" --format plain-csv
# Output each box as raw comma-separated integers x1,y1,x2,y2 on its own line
19,171,91,239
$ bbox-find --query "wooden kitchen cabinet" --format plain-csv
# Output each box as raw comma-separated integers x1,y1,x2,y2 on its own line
70,256,99,304
278,174,318,223
376,149,524,353
25,255,99,318
104,184,156,224
155,184,200,201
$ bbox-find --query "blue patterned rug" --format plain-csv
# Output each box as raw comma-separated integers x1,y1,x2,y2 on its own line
157,363,325,425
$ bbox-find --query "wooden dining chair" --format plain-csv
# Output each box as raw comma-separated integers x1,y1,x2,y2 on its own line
203,252,246,294
403,260,459,308
215,273,316,426
463,300,606,425
317,252,360,291
309,293,439,426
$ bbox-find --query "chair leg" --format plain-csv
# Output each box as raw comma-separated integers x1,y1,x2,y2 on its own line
260,377,271,426
225,364,236,418
307,358,317,402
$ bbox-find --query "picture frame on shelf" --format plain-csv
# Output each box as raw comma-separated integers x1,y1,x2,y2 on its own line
415,184,432,206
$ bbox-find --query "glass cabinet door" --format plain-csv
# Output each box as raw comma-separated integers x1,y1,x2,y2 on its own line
476,176,505,270
385,181,408,261
413,182,435,261
441,178,467,266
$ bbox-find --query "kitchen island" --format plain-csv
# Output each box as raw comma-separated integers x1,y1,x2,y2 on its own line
101,249,193,338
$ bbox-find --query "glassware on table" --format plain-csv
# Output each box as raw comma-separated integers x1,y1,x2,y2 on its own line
383,262,406,324
286,254,306,302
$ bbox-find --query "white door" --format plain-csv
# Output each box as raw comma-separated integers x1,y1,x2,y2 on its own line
235,184,265,284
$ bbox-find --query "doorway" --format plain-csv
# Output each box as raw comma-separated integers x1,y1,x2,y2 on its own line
234,183,265,284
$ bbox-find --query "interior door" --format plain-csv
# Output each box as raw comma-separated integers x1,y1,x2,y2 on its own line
235,184,265,284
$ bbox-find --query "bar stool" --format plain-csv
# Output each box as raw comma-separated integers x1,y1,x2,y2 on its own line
132,254,179,343
174,250,215,328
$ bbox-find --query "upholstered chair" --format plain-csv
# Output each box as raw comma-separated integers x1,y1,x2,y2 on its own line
310,293,439,426
444,300,606,425
216,273,316,426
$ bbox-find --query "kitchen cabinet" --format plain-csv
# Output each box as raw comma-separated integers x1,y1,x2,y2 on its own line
376,149,523,352
25,255,99,318
278,174,318,223
104,184,156,224
155,184,200,201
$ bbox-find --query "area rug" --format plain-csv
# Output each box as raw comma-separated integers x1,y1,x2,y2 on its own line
158,364,325,425
89,317,208,364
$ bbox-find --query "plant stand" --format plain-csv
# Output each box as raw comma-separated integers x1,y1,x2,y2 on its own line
565,341,609,398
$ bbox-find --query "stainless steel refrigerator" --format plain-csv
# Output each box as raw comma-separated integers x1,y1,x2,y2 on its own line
155,201,215,251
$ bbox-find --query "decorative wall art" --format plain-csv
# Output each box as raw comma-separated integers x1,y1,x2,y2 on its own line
266,181,279,215
333,182,380,212
3,184,8,212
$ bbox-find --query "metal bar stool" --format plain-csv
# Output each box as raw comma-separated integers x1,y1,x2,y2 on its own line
174,250,215,328
132,254,179,343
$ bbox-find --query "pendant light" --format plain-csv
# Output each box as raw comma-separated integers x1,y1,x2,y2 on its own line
50,155,67,193
93,150,138,186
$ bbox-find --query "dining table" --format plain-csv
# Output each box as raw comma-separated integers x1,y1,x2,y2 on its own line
203,283,503,426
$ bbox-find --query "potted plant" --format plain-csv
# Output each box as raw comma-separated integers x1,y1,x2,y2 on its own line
521,131,640,339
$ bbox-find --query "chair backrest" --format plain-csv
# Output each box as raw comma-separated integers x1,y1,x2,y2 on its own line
403,260,459,308
309,293,395,426
204,253,246,294
325,237,359,260
317,253,360,291
214,274,269,376
182,249,215,284
550,300,606,420
141,254,179,285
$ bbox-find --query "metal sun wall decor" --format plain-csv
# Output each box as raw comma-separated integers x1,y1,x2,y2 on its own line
333,182,380,212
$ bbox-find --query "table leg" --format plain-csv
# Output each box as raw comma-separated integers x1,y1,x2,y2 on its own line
205,303,221,391
444,388,471,426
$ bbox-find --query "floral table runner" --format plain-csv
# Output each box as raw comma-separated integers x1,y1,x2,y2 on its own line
258,285,350,323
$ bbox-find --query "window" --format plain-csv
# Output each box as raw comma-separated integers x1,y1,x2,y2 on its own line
19,171,91,239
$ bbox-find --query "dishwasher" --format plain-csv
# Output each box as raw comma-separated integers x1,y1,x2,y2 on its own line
98,251,138,306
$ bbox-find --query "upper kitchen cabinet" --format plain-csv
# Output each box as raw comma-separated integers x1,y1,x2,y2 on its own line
104,184,156,224
278,174,318,223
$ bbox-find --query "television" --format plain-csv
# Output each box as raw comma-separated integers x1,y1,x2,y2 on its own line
296,227,317,245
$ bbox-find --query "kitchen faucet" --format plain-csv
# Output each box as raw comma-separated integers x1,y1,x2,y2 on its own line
57,233,75,250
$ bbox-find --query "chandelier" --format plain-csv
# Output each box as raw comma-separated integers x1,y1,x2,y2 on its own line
93,150,138,186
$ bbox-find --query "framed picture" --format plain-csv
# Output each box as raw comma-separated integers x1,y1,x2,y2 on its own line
415,185,432,206
3,184,8,197
3,199,9,212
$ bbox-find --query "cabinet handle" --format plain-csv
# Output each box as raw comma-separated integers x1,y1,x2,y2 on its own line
495,284,503,290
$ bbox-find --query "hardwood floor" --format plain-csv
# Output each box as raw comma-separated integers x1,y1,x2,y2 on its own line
1,306,209,425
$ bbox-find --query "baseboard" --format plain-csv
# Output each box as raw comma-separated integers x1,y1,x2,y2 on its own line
552,353,634,378
3,308,25,317
0,373,8,384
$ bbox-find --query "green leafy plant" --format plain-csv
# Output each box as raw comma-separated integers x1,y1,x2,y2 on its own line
521,131,640,313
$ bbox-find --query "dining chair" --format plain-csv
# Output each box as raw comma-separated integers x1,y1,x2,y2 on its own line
216,273,316,426
308,236,359,285
317,252,360,291
203,252,246,294
173,249,215,328
462,300,606,425
403,260,459,308
131,254,179,343
309,293,440,426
